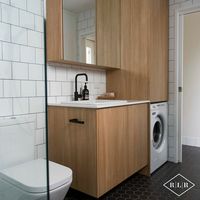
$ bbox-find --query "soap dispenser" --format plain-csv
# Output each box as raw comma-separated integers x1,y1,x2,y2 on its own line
82,82,89,100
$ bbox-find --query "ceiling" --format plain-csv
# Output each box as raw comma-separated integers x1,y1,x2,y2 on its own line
63,0,95,13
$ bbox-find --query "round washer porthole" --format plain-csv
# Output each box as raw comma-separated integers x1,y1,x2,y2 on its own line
153,117,164,149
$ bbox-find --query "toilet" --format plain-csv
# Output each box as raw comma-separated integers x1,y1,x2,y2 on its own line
0,117,72,200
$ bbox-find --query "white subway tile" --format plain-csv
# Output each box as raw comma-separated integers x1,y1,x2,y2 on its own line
27,0,42,15
35,48,44,64
35,15,44,32
56,67,67,81
29,64,43,80
19,10,35,30
48,97,56,104
12,62,28,80
36,113,45,129
169,0,175,5
0,98,12,116
13,98,29,115
0,42,2,60
0,22,11,42
2,4,19,26
29,97,44,113
169,38,175,50
169,27,175,39
20,46,35,63
168,115,174,126
0,81,3,97
169,72,174,83
61,82,71,96
36,81,45,96
169,50,175,61
4,80,20,97
28,30,42,48
0,61,12,79
35,129,44,145
47,66,56,81
37,144,46,159
3,43,20,61
11,0,27,9
11,26,27,45
169,83,174,94
49,82,62,96
21,80,36,97
56,96,67,103
0,0,9,4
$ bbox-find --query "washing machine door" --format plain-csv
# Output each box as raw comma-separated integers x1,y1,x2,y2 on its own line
153,116,164,149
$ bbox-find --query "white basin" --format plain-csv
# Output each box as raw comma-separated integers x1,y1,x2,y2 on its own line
52,100,150,108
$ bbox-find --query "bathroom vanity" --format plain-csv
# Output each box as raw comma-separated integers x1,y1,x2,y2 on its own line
48,100,149,198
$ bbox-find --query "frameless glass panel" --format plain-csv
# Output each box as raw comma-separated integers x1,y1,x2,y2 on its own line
0,0,49,199
63,0,96,65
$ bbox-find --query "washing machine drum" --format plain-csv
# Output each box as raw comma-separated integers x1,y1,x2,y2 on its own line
153,116,164,149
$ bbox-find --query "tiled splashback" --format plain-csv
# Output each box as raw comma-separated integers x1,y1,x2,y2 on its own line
0,0,45,159
47,65,106,103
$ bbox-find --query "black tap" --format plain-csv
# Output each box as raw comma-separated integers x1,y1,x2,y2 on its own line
74,73,88,101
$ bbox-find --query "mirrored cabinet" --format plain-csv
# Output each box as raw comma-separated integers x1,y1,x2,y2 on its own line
63,0,96,65
46,0,120,70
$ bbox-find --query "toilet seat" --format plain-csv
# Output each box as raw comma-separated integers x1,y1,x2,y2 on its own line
0,159,72,193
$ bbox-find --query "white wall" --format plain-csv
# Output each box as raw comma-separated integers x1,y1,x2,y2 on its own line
0,0,46,159
168,0,200,162
182,12,200,147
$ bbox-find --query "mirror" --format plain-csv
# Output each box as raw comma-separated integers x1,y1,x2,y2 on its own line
63,0,96,65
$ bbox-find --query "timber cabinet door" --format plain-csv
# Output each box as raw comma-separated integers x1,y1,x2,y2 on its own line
127,104,148,175
96,0,121,69
97,107,128,196
63,108,97,197
148,0,168,102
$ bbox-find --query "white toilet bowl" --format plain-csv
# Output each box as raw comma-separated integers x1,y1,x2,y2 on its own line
0,159,72,200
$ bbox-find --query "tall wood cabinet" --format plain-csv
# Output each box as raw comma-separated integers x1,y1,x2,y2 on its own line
106,0,168,102
148,0,168,102
48,104,149,198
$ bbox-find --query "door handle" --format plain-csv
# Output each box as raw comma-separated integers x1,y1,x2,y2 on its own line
69,118,85,124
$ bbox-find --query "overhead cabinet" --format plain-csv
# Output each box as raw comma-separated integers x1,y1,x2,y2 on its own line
47,0,168,100
107,0,169,102
48,104,149,198
46,0,120,70
96,0,121,69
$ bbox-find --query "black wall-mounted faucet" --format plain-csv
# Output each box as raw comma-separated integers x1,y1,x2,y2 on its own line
74,73,88,101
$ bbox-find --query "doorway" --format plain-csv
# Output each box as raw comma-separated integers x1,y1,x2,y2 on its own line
176,6,200,162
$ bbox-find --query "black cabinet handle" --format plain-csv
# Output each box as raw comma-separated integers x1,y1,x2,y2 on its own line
69,118,85,124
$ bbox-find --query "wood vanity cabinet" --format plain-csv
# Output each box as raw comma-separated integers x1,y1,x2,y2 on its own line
48,104,149,198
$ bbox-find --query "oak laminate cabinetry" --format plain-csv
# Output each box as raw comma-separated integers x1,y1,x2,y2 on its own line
106,0,168,102
46,0,63,61
149,0,169,102
96,0,121,69
48,104,148,197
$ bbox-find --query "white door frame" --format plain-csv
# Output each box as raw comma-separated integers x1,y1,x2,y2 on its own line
175,5,200,163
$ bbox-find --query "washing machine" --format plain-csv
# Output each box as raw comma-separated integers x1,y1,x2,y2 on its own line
150,102,168,174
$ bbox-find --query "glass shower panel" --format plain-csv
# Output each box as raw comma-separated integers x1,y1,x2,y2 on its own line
0,0,49,199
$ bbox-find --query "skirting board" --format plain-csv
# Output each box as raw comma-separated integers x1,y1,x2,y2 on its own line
182,136,200,148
